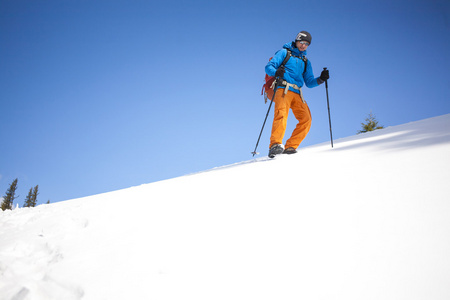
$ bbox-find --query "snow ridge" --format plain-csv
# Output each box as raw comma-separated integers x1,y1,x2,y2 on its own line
1,114,450,300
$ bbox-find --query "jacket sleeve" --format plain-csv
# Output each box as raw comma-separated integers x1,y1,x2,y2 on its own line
265,49,287,77
303,59,320,88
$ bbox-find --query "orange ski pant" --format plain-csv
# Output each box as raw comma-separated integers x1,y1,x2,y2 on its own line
269,88,312,149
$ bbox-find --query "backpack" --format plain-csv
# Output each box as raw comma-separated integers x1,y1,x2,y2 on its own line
261,49,308,103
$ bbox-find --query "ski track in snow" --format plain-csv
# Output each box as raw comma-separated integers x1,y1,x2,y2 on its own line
0,205,88,300
1,114,450,300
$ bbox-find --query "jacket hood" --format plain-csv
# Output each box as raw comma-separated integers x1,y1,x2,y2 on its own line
283,42,307,56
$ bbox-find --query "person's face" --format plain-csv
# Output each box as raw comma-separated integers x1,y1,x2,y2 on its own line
296,40,309,51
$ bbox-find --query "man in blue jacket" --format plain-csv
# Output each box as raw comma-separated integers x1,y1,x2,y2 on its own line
265,31,329,158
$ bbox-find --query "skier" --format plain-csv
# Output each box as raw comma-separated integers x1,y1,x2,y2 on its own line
265,31,329,158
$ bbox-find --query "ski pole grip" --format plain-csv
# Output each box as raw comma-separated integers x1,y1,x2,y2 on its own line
323,67,328,87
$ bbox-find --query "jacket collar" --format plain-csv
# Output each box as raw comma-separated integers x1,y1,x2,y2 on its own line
283,42,307,57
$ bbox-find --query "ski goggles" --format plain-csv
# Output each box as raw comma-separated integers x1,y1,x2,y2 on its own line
297,41,310,46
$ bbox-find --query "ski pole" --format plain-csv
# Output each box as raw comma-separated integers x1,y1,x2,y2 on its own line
323,68,334,148
251,81,279,156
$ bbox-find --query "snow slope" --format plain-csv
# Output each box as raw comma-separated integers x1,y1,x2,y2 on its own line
1,114,450,300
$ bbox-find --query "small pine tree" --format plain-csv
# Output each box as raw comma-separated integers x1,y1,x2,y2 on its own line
1,178,19,211
357,111,384,134
24,188,34,207
23,185,39,208
31,185,39,207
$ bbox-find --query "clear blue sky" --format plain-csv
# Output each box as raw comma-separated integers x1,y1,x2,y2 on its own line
1,0,449,205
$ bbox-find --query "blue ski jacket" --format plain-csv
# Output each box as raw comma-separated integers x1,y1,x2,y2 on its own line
265,42,320,94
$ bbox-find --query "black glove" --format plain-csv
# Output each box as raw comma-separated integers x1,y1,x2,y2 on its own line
275,65,285,78
320,69,330,81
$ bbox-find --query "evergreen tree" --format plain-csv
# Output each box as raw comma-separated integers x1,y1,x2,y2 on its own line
1,178,18,211
23,185,39,208
357,111,384,134
24,188,34,207
31,185,39,207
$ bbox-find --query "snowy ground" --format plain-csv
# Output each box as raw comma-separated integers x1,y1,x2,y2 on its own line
1,114,450,300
